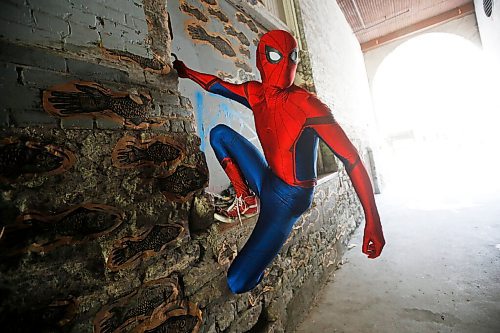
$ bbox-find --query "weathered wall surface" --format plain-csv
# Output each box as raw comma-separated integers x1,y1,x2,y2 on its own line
169,0,265,193
474,0,500,66
0,1,365,332
0,0,209,332
297,0,376,149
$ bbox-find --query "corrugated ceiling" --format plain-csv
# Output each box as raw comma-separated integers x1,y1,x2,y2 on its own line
337,0,473,44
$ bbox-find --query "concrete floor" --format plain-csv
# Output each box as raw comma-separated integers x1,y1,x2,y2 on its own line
295,184,500,333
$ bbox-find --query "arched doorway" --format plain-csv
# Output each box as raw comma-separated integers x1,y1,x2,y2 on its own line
372,32,500,207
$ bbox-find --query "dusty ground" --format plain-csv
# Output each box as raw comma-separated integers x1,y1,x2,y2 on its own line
295,183,500,333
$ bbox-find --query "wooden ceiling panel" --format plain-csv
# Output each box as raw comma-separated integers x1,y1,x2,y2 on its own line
336,0,474,50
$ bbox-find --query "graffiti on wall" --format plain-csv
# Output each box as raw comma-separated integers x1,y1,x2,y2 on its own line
0,137,76,183
107,224,186,271
94,275,202,333
101,48,171,75
0,204,124,256
194,90,258,153
157,164,209,202
112,135,185,171
43,81,166,129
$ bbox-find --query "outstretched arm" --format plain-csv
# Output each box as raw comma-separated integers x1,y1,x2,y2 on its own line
304,96,385,258
173,59,250,109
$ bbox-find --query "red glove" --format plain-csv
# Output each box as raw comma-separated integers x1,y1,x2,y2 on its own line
362,221,385,259
173,59,189,78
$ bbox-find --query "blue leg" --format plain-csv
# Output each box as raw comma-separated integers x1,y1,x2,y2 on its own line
210,124,268,196
227,173,314,293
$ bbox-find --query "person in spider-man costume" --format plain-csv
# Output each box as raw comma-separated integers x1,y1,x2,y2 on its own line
173,30,385,294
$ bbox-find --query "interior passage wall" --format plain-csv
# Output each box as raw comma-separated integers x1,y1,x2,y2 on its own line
474,0,500,64
297,0,376,149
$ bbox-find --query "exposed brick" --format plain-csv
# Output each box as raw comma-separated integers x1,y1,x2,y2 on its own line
131,17,148,32
28,0,75,20
97,0,145,21
32,10,69,37
77,0,125,25
0,1,33,26
64,20,101,47
143,71,177,89
0,108,10,128
0,42,67,72
162,93,181,106
0,71,59,128
150,120,170,133
179,96,193,109
95,118,124,130
123,40,149,58
10,108,59,127
170,119,185,133
0,20,63,49
0,83,41,111
0,62,19,84
61,117,94,129
161,106,193,118
66,58,132,83
69,11,98,28
184,120,195,133
22,67,78,89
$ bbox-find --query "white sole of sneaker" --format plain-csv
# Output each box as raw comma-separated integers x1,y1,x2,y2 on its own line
214,211,259,223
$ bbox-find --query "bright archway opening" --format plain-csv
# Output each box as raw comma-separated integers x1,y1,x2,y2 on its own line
372,33,500,209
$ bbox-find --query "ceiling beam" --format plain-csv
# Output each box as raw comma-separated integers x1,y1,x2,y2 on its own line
361,2,475,52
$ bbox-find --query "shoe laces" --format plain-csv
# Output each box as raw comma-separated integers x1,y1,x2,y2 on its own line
233,195,244,226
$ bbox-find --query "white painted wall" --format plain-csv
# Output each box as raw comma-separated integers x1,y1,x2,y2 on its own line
297,0,376,148
474,0,500,64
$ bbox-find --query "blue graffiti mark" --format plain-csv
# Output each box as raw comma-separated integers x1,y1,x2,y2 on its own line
195,90,259,152
218,103,258,142
195,91,206,151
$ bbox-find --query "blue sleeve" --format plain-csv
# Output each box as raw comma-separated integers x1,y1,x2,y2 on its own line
208,81,251,109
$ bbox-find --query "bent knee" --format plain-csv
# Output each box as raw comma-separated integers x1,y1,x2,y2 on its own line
227,267,262,294
209,124,232,147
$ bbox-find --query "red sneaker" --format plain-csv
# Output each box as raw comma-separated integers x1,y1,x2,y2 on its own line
214,195,259,223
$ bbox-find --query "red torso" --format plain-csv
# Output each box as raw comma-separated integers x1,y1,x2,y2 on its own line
246,82,314,187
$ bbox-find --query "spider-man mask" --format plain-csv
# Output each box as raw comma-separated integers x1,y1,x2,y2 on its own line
256,30,298,89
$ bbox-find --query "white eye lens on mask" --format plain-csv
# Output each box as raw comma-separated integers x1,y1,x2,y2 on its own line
265,45,283,64
269,51,281,62
290,49,298,63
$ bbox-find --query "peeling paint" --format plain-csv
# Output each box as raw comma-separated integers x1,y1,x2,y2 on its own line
143,0,171,64
239,45,251,58
208,6,229,22
179,0,209,22
217,71,236,82
224,25,250,46
187,24,236,57
235,59,252,72
236,12,259,33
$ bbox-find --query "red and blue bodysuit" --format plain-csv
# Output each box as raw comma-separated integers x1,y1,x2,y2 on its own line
174,30,385,294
